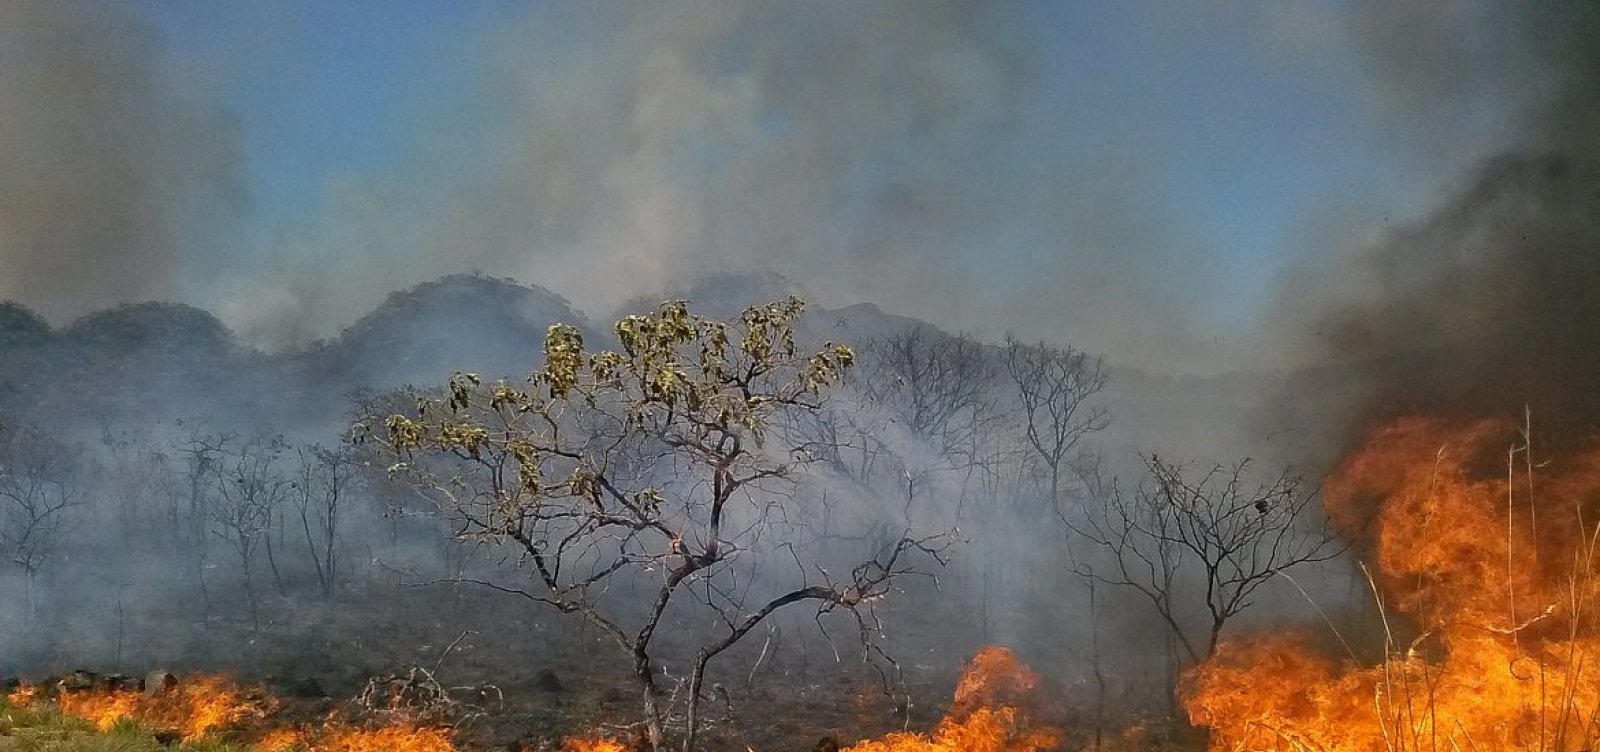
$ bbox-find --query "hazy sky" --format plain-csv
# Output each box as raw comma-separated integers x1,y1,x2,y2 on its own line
0,1,1537,373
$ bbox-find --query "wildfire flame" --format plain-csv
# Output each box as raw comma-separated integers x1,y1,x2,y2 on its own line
1185,417,1600,751
4,674,459,752
312,723,458,752
48,673,260,739
843,646,1060,752
560,738,630,752
2,644,1049,750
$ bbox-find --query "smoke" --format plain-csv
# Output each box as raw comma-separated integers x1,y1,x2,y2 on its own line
209,1,1233,373
225,1,1029,341
0,0,242,323
1271,0,1600,447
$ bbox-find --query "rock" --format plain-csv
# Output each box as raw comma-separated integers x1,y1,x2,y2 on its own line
108,674,145,693
144,671,178,696
60,670,97,692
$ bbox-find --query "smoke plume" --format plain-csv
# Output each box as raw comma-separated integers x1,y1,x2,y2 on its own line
1276,0,1600,446
0,0,242,322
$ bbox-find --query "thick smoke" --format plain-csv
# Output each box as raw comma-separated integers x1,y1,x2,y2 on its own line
0,0,242,322
1275,0,1600,448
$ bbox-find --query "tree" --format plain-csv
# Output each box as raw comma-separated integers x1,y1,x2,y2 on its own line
291,444,354,599
1003,336,1108,513
857,326,1002,460
203,431,290,628
1067,456,1343,667
373,298,949,751
0,424,86,612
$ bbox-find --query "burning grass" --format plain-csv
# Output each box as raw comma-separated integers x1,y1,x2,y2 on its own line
841,647,1061,752
0,646,1059,752
3,674,458,752
1184,417,1600,752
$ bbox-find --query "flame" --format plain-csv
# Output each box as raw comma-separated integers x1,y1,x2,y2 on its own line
560,738,630,752
55,689,140,731
5,648,1057,752
4,684,38,706
842,707,1057,752
841,646,1060,752
1184,417,1600,751
312,723,457,752
47,674,259,738
257,727,309,751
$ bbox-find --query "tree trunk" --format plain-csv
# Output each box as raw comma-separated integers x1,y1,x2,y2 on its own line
683,655,710,752
635,653,666,751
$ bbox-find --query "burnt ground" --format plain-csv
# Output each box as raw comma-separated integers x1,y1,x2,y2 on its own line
7,575,1198,751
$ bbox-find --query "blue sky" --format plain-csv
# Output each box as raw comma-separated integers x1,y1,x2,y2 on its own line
6,1,1522,372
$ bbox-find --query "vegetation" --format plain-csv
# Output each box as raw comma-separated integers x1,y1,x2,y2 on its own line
0,696,245,752
373,298,952,751
0,280,1345,750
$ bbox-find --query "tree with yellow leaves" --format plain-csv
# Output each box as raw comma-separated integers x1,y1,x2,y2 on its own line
372,298,950,752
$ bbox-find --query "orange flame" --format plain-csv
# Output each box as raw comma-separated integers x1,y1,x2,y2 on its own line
7,649,1057,752
55,689,140,731
560,738,630,752
1185,417,1600,751
312,723,457,752
842,646,1060,752
48,674,259,739
256,727,309,751
4,684,38,707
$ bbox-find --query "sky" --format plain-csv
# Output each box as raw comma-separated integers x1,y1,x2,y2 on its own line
0,1,1540,374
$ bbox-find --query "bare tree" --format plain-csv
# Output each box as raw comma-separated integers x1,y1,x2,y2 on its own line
204,431,289,628
857,326,1002,460
95,423,173,543
0,424,86,612
292,444,353,599
1068,456,1344,665
373,298,950,751
1003,336,1108,512
173,421,226,616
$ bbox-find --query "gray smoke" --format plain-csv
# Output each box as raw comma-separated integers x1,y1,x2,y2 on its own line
0,0,242,322
214,1,1227,373
1271,0,1600,447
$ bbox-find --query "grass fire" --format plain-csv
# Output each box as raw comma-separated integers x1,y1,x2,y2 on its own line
1,647,1054,752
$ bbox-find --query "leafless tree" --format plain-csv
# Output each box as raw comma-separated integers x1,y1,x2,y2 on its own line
292,443,353,599
95,423,174,543
1003,336,1108,512
0,424,87,612
857,326,1003,461
1067,455,1344,665
173,421,226,616
204,431,289,628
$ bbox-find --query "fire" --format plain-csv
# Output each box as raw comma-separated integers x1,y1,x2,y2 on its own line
842,646,1060,752
312,723,457,752
560,738,630,752
48,673,260,739
6,673,459,751
257,727,309,751
55,689,140,731
4,684,38,706
1185,417,1600,751
1,647,1060,751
